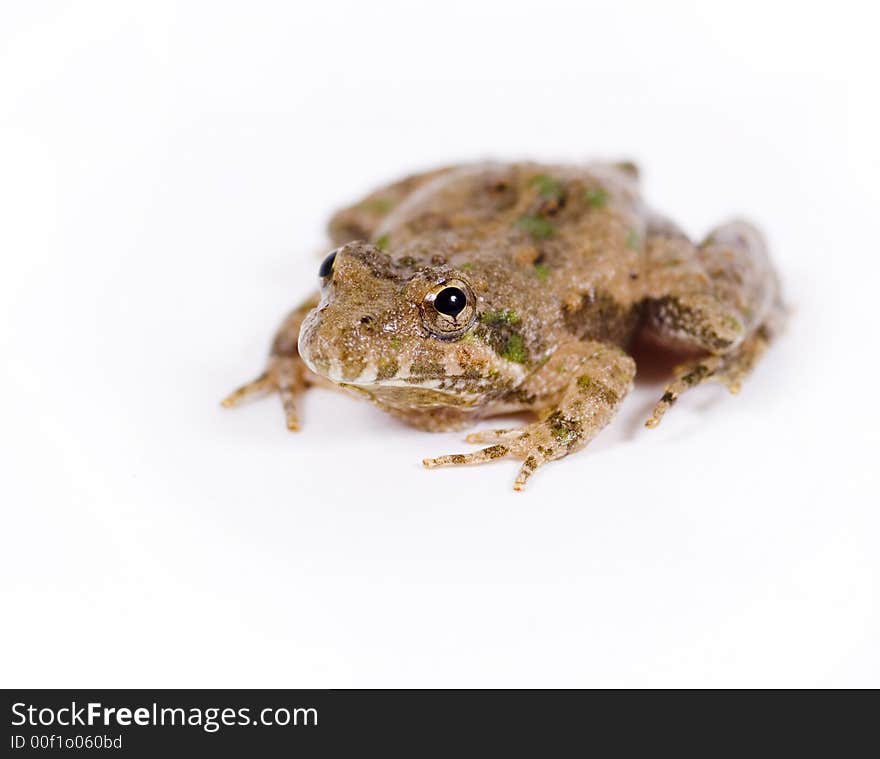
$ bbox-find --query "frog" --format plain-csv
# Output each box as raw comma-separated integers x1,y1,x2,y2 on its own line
223,162,786,490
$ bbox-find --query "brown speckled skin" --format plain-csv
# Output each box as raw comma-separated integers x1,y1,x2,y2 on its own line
224,162,786,490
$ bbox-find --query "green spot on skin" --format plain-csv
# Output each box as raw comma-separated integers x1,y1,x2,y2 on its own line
398,255,418,267
359,197,394,213
551,426,574,444
376,234,391,251
614,161,639,178
577,375,620,405
480,309,522,326
626,229,641,250
722,315,744,333
515,215,556,240
529,174,563,198
533,263,550,281
549,421,576,445
376,357,399,380
502,333,527,363
460,262,474,270
390,337,402,350
546,411,583,446
584,187,608,208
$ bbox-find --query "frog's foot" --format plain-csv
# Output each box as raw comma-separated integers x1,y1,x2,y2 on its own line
423,421,564,492
645,328,770,429
222,295,320,431
425,339,636,491
424,414,593,492
221,356,305,431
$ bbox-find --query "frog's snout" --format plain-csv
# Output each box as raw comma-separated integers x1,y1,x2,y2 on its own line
299,241,409,384
296,306,323,376
297,301,384,384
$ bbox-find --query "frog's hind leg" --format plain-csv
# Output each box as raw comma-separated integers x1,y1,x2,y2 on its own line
641,218,786,428
221,293,320,430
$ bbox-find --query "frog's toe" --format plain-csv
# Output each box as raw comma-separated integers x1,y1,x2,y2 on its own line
422,444,510,469
464,427,523,444
276,360,302,431
513,454,550,492
282,402,300,431
221,371,274,408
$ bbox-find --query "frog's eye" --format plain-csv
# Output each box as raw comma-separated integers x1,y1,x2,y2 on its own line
421,279,476,339
318,250,337,279
434,286,467,317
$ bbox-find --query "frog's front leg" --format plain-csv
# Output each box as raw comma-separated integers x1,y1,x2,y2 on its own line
423,341,636,491
642,219,787,428
221,293,322,430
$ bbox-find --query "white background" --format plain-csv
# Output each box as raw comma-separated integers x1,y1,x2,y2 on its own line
2,1,878,687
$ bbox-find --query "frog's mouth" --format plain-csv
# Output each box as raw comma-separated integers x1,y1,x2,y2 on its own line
339,381,482,410
299,322,528,407
303,355,495,408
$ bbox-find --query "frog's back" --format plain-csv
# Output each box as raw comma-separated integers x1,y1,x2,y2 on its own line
373,162,648,347
377,162,642,257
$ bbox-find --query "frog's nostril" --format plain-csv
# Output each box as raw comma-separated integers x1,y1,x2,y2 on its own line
356,314,379,336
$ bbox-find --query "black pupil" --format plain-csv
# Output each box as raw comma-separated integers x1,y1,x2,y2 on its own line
434,287,467,317
319,250,337,278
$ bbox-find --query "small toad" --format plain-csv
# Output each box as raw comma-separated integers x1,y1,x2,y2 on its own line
224,162,786,490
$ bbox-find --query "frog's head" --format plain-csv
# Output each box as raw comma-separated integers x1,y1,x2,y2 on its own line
298,241,527,410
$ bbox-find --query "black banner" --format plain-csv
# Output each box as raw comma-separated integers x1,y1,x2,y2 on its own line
2,689,874,755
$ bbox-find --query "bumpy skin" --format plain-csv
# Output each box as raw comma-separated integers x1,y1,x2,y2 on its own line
223,162,786,490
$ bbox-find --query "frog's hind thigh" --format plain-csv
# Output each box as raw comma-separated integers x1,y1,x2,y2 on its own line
642,219,786,427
